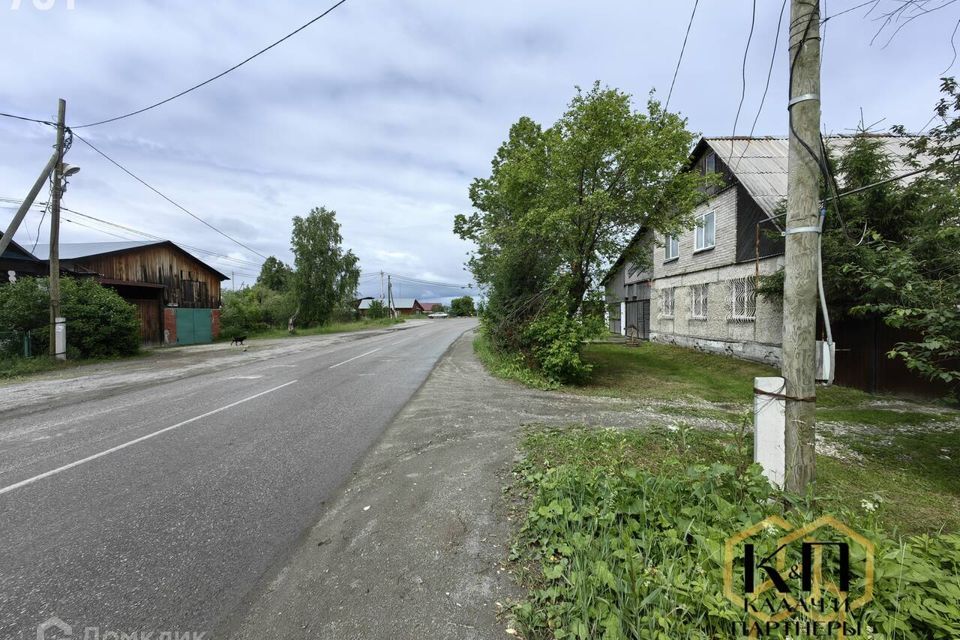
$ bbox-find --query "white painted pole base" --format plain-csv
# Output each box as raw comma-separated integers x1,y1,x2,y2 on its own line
54,316,66,361
754,376,786,489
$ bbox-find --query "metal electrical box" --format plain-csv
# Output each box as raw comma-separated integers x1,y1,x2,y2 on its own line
816,340,835,385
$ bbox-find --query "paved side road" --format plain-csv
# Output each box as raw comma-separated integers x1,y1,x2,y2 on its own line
231,330,657,640
0,318,472,640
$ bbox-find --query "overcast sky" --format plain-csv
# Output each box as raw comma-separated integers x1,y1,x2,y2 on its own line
0,0,953,302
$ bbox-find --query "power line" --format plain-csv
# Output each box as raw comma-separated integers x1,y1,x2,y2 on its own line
0,196,264,268
735,0,788,172
72,132,269,259
73,0,349,128
728,0,758,163
820,0,880,22
62,216,135,241
62,207,264,267
664,0,699,112
0,111,56,126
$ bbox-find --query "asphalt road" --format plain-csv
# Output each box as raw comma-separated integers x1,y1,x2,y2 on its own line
0,318,475,640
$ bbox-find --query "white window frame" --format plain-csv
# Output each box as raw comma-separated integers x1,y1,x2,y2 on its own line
704,151,716,175
691,283,708,319
660,287,675,318
730,277,757,321
694,210,716,252
665,235,679,261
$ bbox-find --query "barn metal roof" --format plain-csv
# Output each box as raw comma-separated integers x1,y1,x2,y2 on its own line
703,135,919,218
31,241,164,260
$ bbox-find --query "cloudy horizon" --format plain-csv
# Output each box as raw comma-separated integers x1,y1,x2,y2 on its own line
1,0,954,303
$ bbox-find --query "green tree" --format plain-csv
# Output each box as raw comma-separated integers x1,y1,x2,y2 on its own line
757,80,960,396
449,296,475,317
366,299,387,319
455,83,708,381
256,256,293,291
290,206,360,326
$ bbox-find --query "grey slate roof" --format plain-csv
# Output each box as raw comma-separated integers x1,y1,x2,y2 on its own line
30,240,163,260
704,135,918,218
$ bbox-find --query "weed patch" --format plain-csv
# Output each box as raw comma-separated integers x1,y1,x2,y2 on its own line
509,426,960,639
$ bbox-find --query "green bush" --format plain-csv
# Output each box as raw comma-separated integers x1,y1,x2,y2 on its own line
221,285,297,336
512,428,960,639
521,312,604,384
0,276,139,358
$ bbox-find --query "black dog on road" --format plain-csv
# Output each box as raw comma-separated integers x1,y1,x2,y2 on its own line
231,335,247,346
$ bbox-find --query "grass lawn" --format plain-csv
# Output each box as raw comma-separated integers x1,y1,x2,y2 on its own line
576,341,959,424
220,317,404,341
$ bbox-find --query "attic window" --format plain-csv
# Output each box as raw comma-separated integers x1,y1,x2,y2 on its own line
704,152,717,175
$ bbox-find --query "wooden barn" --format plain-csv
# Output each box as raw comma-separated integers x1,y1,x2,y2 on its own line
33,241,228,346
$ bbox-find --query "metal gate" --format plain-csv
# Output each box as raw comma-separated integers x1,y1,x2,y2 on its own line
175,308,213,345
624,299,650,341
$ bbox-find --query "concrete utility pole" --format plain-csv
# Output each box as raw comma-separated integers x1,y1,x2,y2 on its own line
49,98,67,360
781,0,821,493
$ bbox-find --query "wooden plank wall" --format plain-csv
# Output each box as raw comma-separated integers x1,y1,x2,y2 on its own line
70,244,222,308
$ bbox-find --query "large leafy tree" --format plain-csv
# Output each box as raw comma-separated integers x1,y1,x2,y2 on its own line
455,83,706,361
290,207,360,325
449,296,475,317
256,256,293,292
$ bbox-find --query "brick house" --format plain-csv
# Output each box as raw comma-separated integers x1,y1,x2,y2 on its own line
603,135,916,366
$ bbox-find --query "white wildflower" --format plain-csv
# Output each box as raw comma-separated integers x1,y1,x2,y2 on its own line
861,499,877,513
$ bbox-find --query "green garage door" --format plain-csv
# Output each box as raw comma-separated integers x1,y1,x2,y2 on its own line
175,308,213,345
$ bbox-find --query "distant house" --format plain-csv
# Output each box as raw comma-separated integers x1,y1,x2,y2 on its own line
357,297,426,317
604,134,917,368
32,240,228,346
419,302,442,313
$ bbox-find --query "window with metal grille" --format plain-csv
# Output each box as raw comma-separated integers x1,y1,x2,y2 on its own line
730,277,756,320
659,287,675,318
694,210,716,251
691,283,708,319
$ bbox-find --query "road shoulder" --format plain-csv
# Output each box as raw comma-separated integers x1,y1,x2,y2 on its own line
229,330,655,640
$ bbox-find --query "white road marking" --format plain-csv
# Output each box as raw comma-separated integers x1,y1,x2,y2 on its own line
226,375,263,380
0,380,298,496
329,348,381,369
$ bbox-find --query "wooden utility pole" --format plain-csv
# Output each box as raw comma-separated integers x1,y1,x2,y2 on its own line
782,0,821,493
49,98,66,360
387,274,395,318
